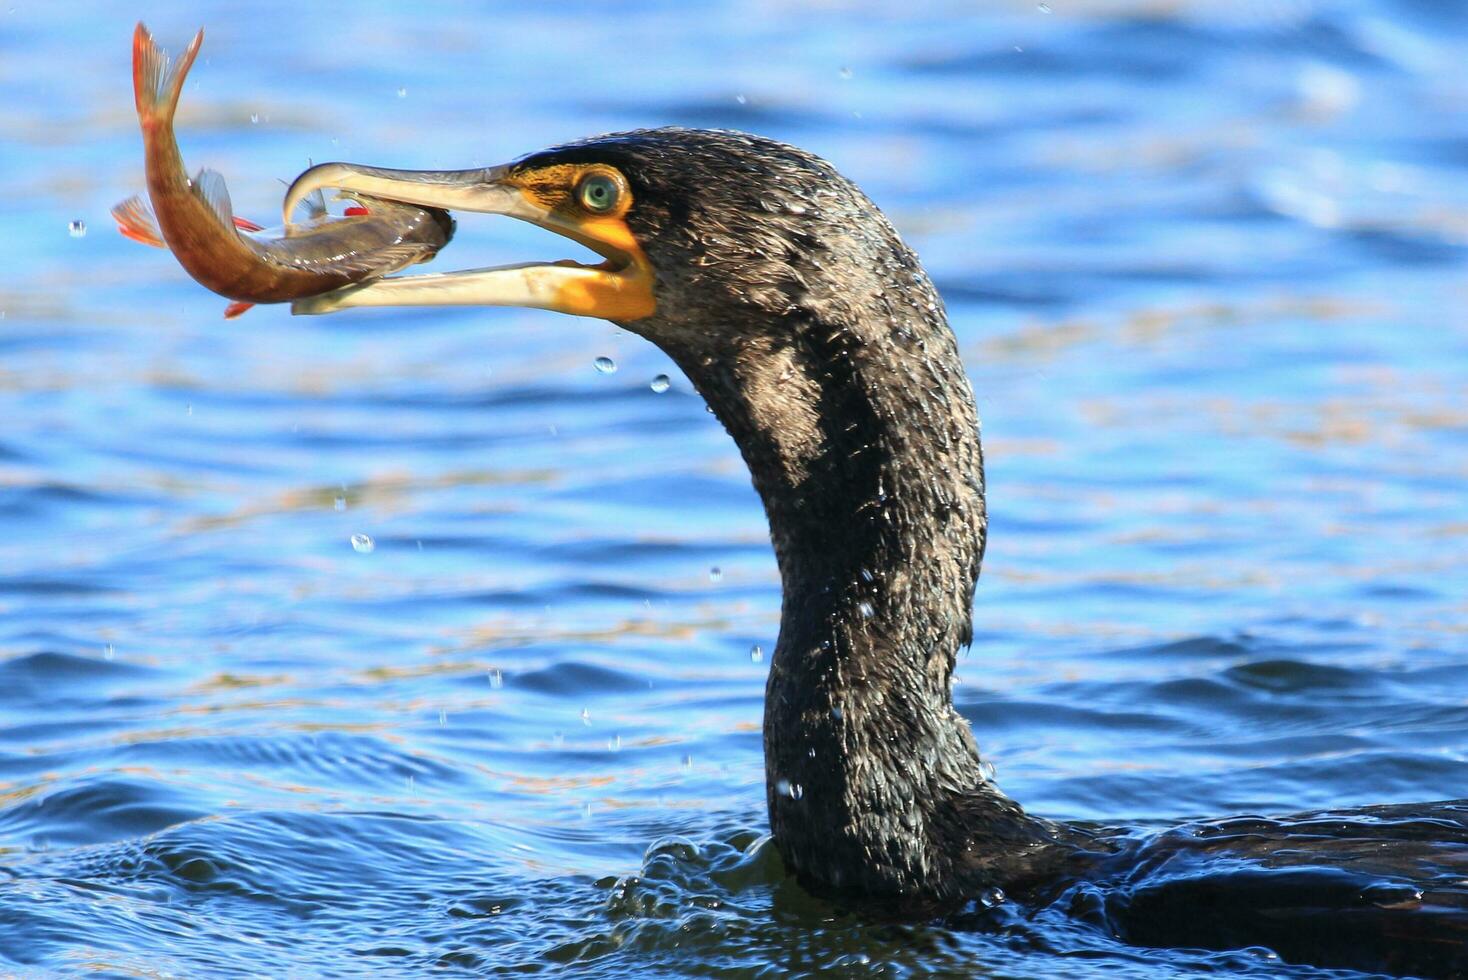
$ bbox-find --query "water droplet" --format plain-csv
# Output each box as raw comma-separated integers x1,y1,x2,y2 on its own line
489,669,503,689
750,644,764,663
831,705,843,720
103,643,115,661
980,886,1006,908
249,112,259,124
350,533,375,553
438,709,447,726
859,567,875,583
1037,1,1051,10
650,374,670,393
709,566,722,583
68,219,86,238
580,707,591,726
334,496,346,512
775,779,804,800
396,86,407,98
682,754,693,768
839,66,853,79
608,734,621,752
593,356,616,374
807,747,816,758
186,404,193,417
735,94,747,105
858,601,875,619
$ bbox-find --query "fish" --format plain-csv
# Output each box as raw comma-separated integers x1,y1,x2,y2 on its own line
112,23,454,319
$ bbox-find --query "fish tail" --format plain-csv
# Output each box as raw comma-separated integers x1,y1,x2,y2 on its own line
110,195,166,248
132,22,203,127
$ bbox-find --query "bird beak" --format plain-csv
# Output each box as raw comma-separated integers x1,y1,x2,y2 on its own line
282,163,656,321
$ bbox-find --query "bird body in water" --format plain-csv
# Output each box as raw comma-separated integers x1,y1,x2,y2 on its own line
285,128,1468,977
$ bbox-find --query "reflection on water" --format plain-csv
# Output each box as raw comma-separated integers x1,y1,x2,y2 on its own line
2,0,1466,975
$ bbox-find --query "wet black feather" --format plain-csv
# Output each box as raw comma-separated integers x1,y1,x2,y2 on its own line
518,128,1468,976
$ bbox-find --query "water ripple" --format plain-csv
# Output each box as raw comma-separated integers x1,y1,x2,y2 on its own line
0,0,1464,976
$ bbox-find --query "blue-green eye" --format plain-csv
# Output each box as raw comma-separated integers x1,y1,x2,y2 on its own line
578,173,620,214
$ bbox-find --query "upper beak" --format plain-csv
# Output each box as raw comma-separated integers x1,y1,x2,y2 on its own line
282,163,656,322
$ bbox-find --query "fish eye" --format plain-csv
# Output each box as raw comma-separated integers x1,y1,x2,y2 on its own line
577,173,620,214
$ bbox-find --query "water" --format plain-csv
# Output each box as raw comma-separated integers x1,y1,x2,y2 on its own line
3,1,1466,976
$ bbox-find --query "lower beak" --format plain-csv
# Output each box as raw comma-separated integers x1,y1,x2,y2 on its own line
281,163,656,322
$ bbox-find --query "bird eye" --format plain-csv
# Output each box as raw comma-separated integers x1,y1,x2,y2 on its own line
578,173,620,214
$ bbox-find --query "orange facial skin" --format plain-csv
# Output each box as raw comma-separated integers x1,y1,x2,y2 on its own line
500,163,657,322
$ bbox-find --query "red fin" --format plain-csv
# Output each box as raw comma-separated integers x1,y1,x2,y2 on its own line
232,216,264,232
343,205,370,217
118,224,163,247
111,195,166,248
223,301,254,319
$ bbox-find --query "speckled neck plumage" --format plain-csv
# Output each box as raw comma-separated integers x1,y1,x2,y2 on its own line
582,129,1081,905
664,282,1081,906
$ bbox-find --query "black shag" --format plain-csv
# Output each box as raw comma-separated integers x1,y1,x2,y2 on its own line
284,129,1468,977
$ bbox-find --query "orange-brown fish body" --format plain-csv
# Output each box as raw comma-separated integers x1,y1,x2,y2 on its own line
116,24,453,308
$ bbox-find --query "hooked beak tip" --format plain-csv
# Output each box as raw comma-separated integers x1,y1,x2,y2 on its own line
281,164,512,226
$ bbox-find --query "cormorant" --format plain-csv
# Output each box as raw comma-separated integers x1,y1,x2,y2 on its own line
283,129,1468,977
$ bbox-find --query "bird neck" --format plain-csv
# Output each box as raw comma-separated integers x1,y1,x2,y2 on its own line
663,296,1004,900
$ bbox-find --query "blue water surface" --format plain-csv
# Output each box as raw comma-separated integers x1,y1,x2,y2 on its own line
1,1,1466,976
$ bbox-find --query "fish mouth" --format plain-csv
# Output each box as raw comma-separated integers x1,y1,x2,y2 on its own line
283,163,656,322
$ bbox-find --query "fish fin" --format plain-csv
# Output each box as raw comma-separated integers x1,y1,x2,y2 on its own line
223,301,254,319
294,188,328,221
110,195,166,248
232,216,265,232
132,23,203,126
333,243,436,277
192,168,236,232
